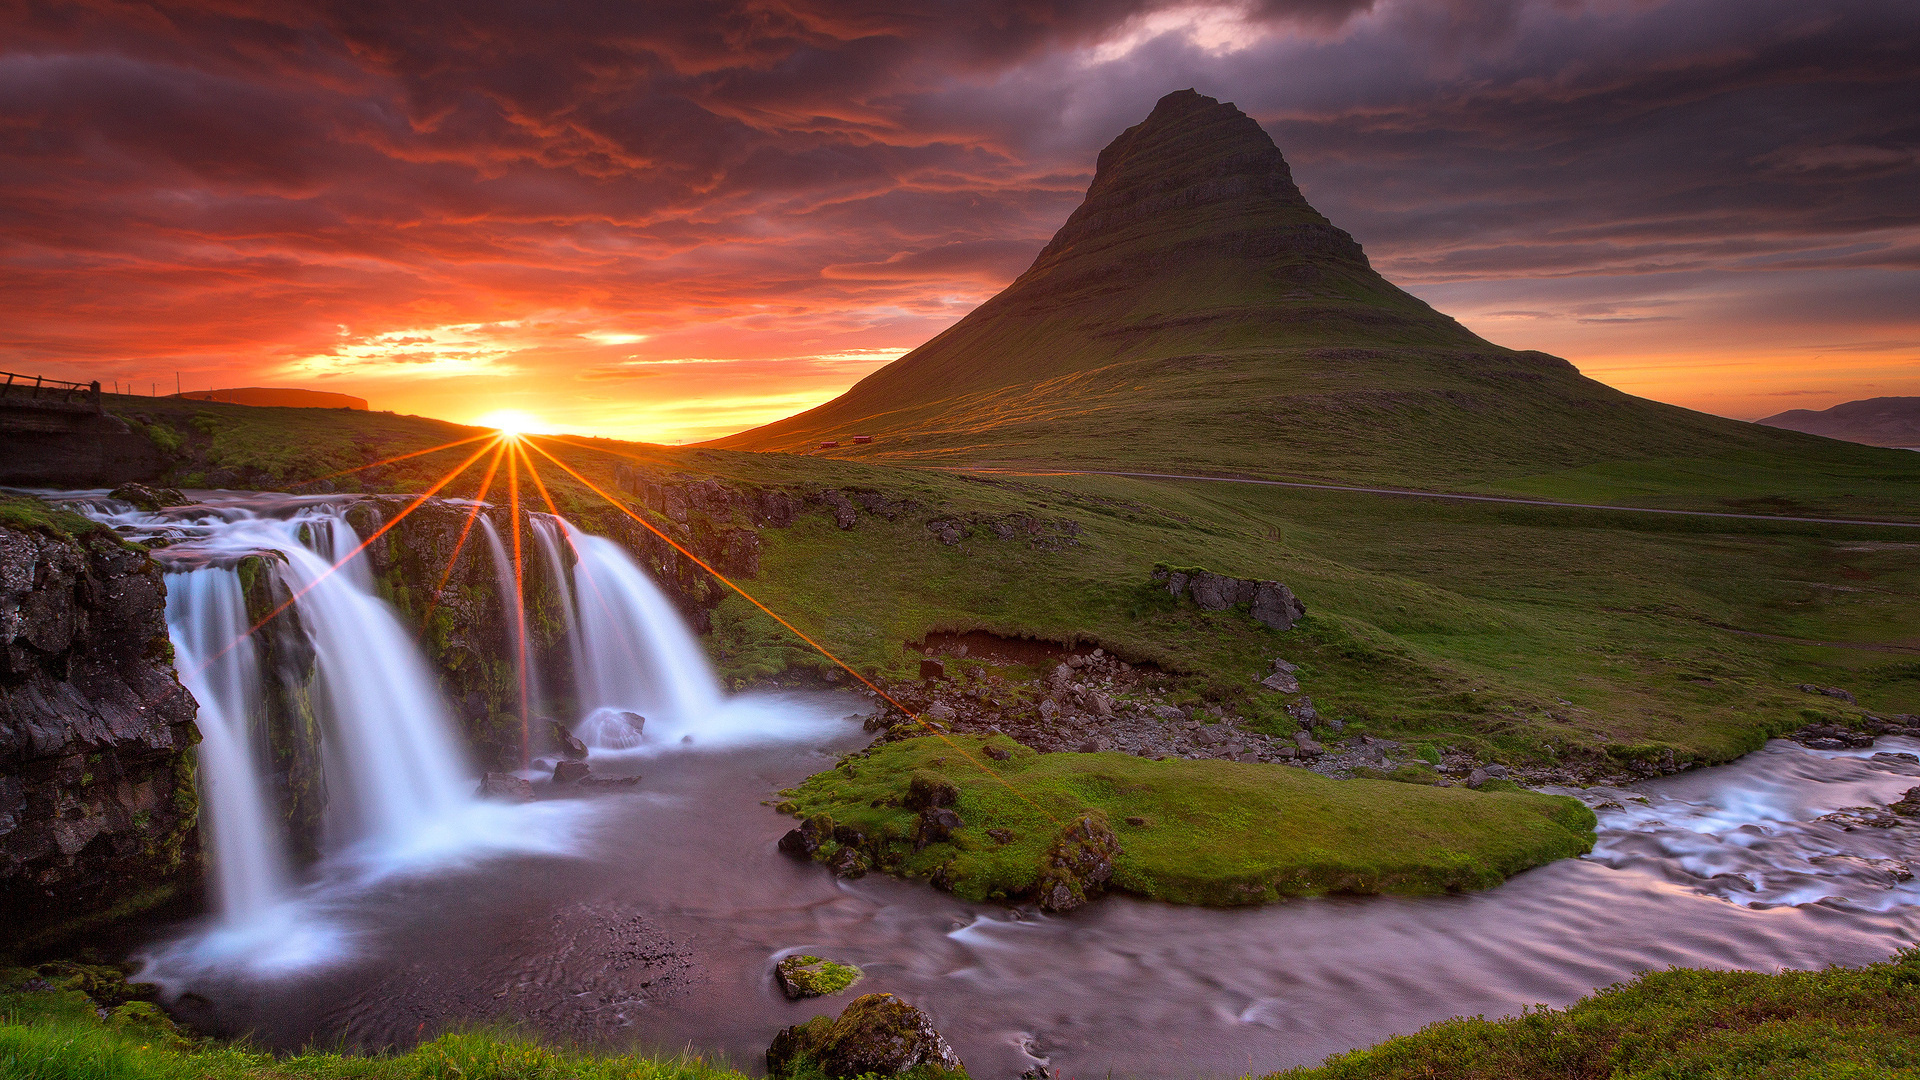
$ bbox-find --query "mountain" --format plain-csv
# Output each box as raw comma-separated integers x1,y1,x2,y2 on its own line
1758,397,1920,448
711,90,1903,496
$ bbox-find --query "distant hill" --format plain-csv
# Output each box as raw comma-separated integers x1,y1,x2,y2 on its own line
175,387,368,410
711,90,1907,497
1758,397,1920,448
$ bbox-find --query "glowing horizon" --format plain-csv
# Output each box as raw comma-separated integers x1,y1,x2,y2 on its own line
5,2,1913,442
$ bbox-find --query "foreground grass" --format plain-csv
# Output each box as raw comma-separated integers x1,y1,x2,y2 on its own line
779,736,1596,903
0,966,747,1080
1273,947,1920,1079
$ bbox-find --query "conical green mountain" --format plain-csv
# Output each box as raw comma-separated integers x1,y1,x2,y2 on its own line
713,90,1906,499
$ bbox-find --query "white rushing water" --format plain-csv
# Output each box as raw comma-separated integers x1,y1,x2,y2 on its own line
551,518,726,749
68,492,597,977
164,569,289,923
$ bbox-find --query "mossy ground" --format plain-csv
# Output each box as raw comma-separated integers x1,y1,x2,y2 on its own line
780,735,1596,903
0,494,110,541
1272,947,1920,1079
0,964,747,1080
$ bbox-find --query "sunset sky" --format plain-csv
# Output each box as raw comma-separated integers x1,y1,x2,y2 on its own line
3,0,1915,443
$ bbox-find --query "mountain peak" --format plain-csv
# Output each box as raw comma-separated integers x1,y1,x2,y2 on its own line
1028,89,1345,280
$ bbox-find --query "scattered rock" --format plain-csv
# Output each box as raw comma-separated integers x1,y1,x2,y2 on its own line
1873,752,1920,766
905,774,960,810
780,814,833,858
914,806,964,848
478,772,533,801
1483,764,1509,778
1892,788,1920,817
552,760,591,784
983,744,1011,761
923,702,957,723
1467,768,1490,789
1124,815,1148,827
1272,658,1299,675
767,993,963,1079
1035,811,1121,912
826,845,870,879
107,482,187,511
987,828,1014,844
547,719,588,760
1799,684,1858,704
1260,670,1300,693
577,774,641,788
775,954,864,1000
1293,731,1322,757
919,658,946,681
1077,738,1102,753
1154,566,1307,630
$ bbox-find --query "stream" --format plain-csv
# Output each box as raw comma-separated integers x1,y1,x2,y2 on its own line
151,722,1920,1079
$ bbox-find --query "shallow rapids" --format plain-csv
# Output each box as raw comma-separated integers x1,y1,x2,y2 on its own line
157,720,1920,1079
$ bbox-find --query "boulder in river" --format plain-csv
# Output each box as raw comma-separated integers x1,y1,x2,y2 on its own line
775,954,864,1000
552,760,590,784
546,719,588,760
779,815,832,858
767,992,963,1079
478,772,533,801
1891,787,1920,817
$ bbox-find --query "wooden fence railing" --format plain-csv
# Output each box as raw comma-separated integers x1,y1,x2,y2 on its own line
0,370,102,410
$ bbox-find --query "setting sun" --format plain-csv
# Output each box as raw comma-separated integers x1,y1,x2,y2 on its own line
473,409,541,438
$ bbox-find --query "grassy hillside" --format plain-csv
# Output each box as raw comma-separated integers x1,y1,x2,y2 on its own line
87,394,1920,775
702,92,1919,518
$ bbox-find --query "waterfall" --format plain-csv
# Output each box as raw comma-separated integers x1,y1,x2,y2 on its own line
478,515,543,732
558,520,723,746
164,568,290,924
274,537,472,850
532,515,585,722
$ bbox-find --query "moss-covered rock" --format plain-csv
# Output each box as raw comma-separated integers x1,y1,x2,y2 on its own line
767,992,965,1080
779,735,1597,907
775,954,864,1000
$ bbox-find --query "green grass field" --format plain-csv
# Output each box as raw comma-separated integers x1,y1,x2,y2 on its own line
779,735,1595,904
95,395,1920,776
0,965,748,1080
1271,947,1920,1079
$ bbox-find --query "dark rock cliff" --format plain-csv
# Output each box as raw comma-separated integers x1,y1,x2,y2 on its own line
0,518,199,947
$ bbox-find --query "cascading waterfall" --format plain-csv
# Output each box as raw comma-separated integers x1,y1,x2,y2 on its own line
72,494,587,975
556,519,724,747
271,537,472,850
164,568,290,925
478,515,545,727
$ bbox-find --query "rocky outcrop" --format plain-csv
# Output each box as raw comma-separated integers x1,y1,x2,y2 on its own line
1153,565,1305,631
767,992,964,1079
236,554,327,862
0,514,199,945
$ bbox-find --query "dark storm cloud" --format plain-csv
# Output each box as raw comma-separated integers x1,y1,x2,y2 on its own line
0,0,1914,434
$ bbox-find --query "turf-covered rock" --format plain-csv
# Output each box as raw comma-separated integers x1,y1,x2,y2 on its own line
767,992,964,1079
775,954,863,1000
1035,811,1121,912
